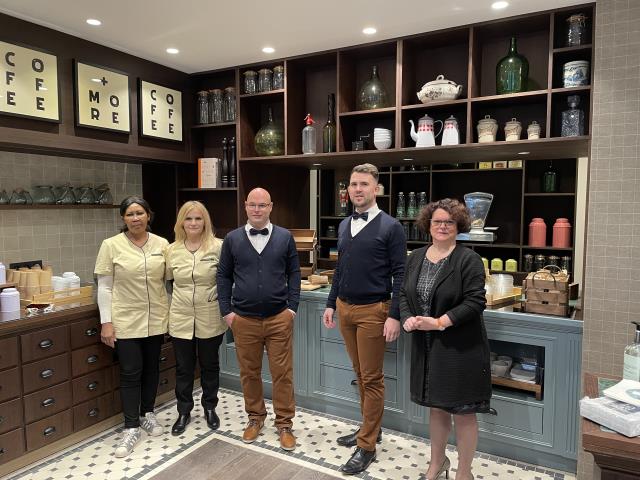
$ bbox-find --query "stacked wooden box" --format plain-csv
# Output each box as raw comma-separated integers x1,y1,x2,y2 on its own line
523,269,570,317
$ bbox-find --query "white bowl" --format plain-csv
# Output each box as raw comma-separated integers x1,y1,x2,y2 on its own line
374,128,392,136
491,360,510,377
374,139,392,150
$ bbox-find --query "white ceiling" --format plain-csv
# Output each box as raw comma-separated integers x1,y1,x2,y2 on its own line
0,0,584,74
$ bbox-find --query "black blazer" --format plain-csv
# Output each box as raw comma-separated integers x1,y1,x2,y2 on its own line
399,244,491,408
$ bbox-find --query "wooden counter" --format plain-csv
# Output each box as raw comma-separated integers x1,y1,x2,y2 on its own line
582,373,640,479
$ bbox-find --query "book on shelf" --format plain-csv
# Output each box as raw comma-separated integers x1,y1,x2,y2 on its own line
580,394,640,437
197,157,220,188
603,379,640,407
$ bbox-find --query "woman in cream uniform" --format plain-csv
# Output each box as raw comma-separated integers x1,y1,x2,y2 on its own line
95,196,169,458
165,201,227,436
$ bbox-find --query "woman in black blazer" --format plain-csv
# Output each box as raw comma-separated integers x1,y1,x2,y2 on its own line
400,198,491,480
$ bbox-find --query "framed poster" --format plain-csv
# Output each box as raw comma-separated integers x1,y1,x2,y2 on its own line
139,79,183,142
74,61,130,133
0,40,60,122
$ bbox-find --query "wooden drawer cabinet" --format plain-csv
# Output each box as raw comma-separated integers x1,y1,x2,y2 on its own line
0,428,25,465
0,398,23,435
159,343,176,371
70,317,101,350
73,393,113,431
22,353,70,394
157,368,176,396
0,368,20,403
21,325,69,363
0,338,18,371
26,409,72,451
23,382,71,424
71,344,114,377
72,368,112,404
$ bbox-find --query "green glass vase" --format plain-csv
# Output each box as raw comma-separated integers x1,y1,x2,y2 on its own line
496,37,529,94
254,106,284,156
357,65,388,110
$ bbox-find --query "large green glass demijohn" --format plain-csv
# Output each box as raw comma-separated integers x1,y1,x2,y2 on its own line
254,106,284,156
496,37,529,94
357,65,388,110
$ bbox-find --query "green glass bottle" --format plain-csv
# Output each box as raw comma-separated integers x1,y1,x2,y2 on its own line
496,37,529,94
323,93,337,153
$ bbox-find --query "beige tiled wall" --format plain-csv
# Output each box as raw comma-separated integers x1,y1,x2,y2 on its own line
0,152,142,282
579,0,640,478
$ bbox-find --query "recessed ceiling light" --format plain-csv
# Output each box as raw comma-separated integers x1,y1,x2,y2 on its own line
86,19,101,26
312,163,322,166
166,48,179,55
403,158,414,161
517,151,530,155
363,27,377,35
262,46,275,54
491,1,509,9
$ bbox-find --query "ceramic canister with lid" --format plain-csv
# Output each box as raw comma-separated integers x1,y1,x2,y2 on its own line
528,217,547,247
527,121,541,140
477,115,498,143
563,60,590,87
552,218,572,248
0,287,20,312
504,118,522,141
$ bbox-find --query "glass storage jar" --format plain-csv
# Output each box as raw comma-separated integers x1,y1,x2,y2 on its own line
258,68,273,92
273,65,284,90
32,185,56,204
566,13,588,47
243,70,257,94
196,90,209,124
208,89,223,124
223,87,236,122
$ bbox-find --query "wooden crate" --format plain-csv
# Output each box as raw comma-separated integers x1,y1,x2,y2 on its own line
523,269,570,316
486,287,522,306
20,285,94,307
289,229,317,250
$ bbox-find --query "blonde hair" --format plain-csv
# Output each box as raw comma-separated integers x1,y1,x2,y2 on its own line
172,201,215,249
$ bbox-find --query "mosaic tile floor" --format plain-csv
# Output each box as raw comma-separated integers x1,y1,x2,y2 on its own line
5,388,576,480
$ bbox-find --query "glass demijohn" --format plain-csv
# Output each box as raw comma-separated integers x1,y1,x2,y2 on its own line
357,65,389,110
496,37,529,94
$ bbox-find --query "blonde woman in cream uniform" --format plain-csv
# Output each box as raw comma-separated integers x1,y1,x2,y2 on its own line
95,196,169,458
165,201,227,436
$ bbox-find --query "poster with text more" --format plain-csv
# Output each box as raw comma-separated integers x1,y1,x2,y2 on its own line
0,40,60,122
139,80,182,142
74,60,130,133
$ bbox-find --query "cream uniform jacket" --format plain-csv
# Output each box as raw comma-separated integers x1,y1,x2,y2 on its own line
94,232,169,339
165,237,227,340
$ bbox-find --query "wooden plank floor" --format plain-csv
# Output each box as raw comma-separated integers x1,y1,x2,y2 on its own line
149,437,339,480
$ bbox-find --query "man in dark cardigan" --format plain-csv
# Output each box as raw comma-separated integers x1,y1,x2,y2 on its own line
322,163,406,475
217,187,301,451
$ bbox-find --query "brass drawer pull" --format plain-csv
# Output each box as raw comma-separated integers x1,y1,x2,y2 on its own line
160,378,169,386
87,381,99,391
87,355,98,364
85,327,98,337
41,398,55,407
43,426,56,436
39,339,53,349
88,408,99,417
40,369,54,379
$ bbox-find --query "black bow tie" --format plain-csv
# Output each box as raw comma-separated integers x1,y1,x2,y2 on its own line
249,227,269,236
352,212,368,221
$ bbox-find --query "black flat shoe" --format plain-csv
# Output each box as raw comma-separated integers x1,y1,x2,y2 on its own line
171,413,190,436
336,428,382,447
340,447,376,475
205,409,220,430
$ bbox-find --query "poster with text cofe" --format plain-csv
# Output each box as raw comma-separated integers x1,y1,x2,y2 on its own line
0,41,60,122
74,61,130,133
139,80,182,142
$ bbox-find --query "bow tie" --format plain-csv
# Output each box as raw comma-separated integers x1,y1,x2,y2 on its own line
352,212,368,221
249,227,269,236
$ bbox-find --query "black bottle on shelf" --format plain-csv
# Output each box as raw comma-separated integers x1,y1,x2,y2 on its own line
323,93,336,153
221,137,229,188
229,137,237,188
542,161,558,193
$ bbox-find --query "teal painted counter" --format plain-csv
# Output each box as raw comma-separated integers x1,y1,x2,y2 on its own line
219,288,582,472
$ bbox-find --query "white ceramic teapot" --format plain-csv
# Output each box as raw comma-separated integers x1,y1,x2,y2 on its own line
409,114,443,148
417,75,464,103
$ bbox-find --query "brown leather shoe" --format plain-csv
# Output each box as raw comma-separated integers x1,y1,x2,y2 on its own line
242,419,264,443
278,426,296,451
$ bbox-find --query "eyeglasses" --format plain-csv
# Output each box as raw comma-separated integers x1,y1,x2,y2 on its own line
246,202,271,210
430,219,456,228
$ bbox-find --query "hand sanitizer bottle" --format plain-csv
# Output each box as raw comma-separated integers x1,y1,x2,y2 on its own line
623,321,640,381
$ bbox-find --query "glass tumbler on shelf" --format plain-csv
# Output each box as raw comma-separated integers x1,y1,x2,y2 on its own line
258,68,273,92
197,90,208,124
208,89,223,124
243,70,257,94
561,95,585,137
223,87,236,122
396,192,406,218
566,13,588,47
407,192,417,218
273,65,284,90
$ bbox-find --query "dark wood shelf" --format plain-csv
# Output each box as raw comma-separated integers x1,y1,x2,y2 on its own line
463,243,522,249
239,89,285,99
0,204,119,210
432,167,523,173
338,107,397,118
191,121,236,129
401,99,468,110
551,86,591,94
239,137,590,167
524,192,575,197
521,246,574,251
319,237,338,241
179,187,238,192
552,44,593,54
470,90,548,105
320,216,350,220
390,169,431,174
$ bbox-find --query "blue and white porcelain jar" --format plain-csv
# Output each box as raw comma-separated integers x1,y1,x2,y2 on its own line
563,60,590,87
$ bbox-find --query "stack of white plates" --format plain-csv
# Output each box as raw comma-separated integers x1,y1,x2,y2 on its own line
373,128,392,150
510,363,536,383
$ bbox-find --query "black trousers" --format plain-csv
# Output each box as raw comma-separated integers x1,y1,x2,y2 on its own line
173,333,224,415
116,335,164,428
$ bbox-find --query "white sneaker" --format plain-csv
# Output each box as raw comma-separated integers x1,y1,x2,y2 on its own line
140,412,164,436
114,427,141,458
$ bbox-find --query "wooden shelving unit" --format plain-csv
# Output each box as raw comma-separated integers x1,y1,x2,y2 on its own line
492,375,543,401
0,204,119,210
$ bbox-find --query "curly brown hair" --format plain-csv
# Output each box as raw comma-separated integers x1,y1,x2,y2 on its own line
416,198,471,234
